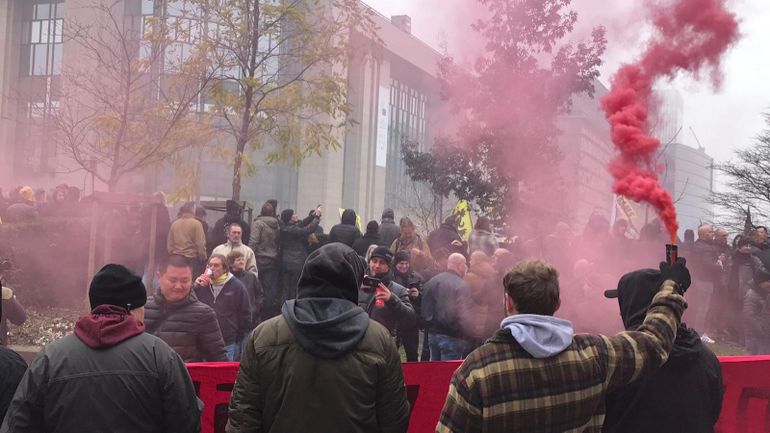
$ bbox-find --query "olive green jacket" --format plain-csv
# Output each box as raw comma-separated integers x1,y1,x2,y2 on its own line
226,313,410,433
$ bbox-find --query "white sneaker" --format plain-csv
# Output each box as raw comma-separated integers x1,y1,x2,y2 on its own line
700,334,716,344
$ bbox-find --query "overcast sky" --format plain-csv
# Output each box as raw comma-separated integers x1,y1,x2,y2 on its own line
364,0,770,164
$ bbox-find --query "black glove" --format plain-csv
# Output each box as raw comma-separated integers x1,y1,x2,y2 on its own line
659,257,691,294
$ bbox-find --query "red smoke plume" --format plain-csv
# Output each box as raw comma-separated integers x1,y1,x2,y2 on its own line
600,0,739,243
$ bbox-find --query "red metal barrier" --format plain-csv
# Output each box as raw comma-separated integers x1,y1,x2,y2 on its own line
188,356,770,433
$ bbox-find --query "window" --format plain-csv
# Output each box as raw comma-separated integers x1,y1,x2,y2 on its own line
384,79,430,210
141,0,154,15
23,2,64,77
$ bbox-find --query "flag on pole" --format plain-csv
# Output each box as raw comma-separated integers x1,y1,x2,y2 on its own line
453,200,474,240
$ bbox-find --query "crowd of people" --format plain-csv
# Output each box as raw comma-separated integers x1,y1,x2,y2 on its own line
0,240,721,432
2,188,769,356
0,190,763,432
0,184,85,223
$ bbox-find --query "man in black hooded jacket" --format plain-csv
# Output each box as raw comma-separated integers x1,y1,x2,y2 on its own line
603,268,723,433
226,243,410,433
329,208,362,247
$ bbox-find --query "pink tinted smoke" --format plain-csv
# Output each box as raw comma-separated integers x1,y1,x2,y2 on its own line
600,0,739,243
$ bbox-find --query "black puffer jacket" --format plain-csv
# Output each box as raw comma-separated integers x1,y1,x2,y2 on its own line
194,274,252,345
144,290,228,362
328,209,362,247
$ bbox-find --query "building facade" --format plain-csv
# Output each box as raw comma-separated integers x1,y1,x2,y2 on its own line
661,143,715,237
656,90,715,237
0,0,443,226
556,81,616,232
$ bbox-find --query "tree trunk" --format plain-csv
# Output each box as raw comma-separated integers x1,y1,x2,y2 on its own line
230,0,260,201
232,137,246,201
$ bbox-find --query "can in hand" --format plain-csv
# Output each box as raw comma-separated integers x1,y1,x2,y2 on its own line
665,244,678,266
375,284,386,308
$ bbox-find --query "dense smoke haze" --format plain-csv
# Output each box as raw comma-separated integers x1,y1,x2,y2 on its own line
363,0,745,337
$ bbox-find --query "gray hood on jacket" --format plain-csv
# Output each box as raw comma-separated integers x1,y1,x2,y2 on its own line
501,314,574,358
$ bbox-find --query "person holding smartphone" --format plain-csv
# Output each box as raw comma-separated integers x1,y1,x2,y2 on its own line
358,246,417,338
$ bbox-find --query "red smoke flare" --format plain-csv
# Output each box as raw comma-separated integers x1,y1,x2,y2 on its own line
601,0,739,243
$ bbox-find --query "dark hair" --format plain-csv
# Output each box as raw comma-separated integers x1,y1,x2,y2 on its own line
503,260,560,316
261,203,274,217
736,235,751,248
266,199,278,214
228,222,242,232
475,216,491,232
382,208,394,220
159,255,193,274
684,229,695,243
281,209,295,224
195,206,207,218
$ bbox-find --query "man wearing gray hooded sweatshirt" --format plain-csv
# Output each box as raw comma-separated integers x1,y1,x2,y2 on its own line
226,243,410,433
437,258,690,433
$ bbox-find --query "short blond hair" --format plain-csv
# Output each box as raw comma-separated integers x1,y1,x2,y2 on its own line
503,260,560,316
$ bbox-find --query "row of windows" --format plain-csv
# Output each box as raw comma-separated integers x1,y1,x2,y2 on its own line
21,3,64,77
385,79,429,210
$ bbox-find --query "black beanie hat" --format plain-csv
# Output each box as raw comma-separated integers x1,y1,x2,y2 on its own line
89,264,147,310
370,246,393,266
